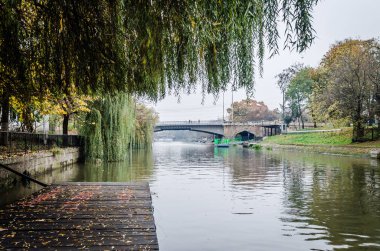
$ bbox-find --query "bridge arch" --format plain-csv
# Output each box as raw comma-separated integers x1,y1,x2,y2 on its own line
235,130,255,141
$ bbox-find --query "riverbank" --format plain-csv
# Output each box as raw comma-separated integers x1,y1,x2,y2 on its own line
260,128,380,158
0,147,81,188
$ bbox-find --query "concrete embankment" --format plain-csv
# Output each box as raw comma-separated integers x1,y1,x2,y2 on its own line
0,147,81,188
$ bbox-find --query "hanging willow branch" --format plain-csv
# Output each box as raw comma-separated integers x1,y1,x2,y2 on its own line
1,0,319,101
80,93,157,161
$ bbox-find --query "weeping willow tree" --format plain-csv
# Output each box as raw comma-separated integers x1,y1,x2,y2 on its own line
133,103,159,149
2,1,318,153
2,0,319,101
80,93,156,161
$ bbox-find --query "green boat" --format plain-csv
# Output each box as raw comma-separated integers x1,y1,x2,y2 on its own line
214,138,230,148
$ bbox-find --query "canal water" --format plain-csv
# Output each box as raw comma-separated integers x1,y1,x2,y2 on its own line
1,142,380,250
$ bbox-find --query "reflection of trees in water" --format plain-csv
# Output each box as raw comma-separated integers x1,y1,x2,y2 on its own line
308,164,380,250
214,148,283,191
0,164,80,207
77,149,154,182
274,150,380,250
1,149,155,207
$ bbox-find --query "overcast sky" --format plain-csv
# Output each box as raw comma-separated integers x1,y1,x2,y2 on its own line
152,0,380,121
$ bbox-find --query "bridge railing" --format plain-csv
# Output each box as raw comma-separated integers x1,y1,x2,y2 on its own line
156,120,283,126
156,120,224,126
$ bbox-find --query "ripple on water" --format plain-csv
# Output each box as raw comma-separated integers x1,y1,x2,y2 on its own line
3,142,380,251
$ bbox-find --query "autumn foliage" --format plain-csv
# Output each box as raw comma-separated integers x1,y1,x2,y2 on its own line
227,99,279,122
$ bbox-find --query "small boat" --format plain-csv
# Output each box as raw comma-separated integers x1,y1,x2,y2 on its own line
216,143,230,148
214,138,230,148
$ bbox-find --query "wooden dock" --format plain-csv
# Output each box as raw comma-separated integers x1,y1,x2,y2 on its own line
0,182,158,250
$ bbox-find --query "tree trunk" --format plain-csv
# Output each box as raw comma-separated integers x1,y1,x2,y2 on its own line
22,107,34,132
1,95,10,146
63,114,70,135
282,91,285,123
62,114,70,147
375,92,380,134
353,121,365,142
1,95,10,132
310,107,317,128
298,102,304,129
352,100,365,142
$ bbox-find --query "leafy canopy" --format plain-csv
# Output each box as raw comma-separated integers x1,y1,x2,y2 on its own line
1,0,319,100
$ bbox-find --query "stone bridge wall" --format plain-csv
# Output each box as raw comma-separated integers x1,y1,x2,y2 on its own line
223,125,263,138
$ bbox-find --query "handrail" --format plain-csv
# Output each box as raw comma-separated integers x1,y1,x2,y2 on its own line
156,120,283,126
0,163,48,187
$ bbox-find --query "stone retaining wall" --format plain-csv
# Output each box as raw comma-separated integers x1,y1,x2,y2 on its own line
0,147,81,188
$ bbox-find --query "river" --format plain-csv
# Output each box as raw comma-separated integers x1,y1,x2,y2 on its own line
1,142,380,250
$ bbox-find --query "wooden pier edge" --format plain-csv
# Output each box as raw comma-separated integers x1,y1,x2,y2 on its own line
0,182,159,250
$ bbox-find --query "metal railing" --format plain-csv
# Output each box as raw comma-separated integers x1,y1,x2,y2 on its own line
0,131,83,154
156,120,283,126
156,120,223,126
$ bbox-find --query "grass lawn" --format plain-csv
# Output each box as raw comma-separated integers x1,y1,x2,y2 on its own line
261,128,380,157
264,128,353,146
264,127,380,147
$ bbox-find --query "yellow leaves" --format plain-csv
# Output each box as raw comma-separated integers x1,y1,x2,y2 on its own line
6,232,16,238
9,85,91,120
59,13,64,33
199,47,204,59
41,240,51,246
189,16,196,30
322,39,370,68
213,43,217,55
146,27,152,48
173,34,180,43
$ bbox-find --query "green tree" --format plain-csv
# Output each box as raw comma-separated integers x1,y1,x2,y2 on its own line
368,40,380,129
286,68,314,129
276,63,304,123
320,39,377,141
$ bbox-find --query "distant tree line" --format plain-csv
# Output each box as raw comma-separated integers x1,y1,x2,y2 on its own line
227,99,280,122
277,39,380,141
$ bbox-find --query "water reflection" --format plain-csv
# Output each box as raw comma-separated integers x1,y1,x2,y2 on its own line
1,143,380,250
0,164,80,206
272,151,380,251
0,149,154,207
71,149,154,182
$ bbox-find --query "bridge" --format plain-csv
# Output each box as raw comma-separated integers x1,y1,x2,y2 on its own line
154,120,284,139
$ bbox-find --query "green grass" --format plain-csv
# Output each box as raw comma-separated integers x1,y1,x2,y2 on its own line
264,128,353,146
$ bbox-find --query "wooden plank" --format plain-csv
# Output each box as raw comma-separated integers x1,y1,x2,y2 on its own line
0,182,158,250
